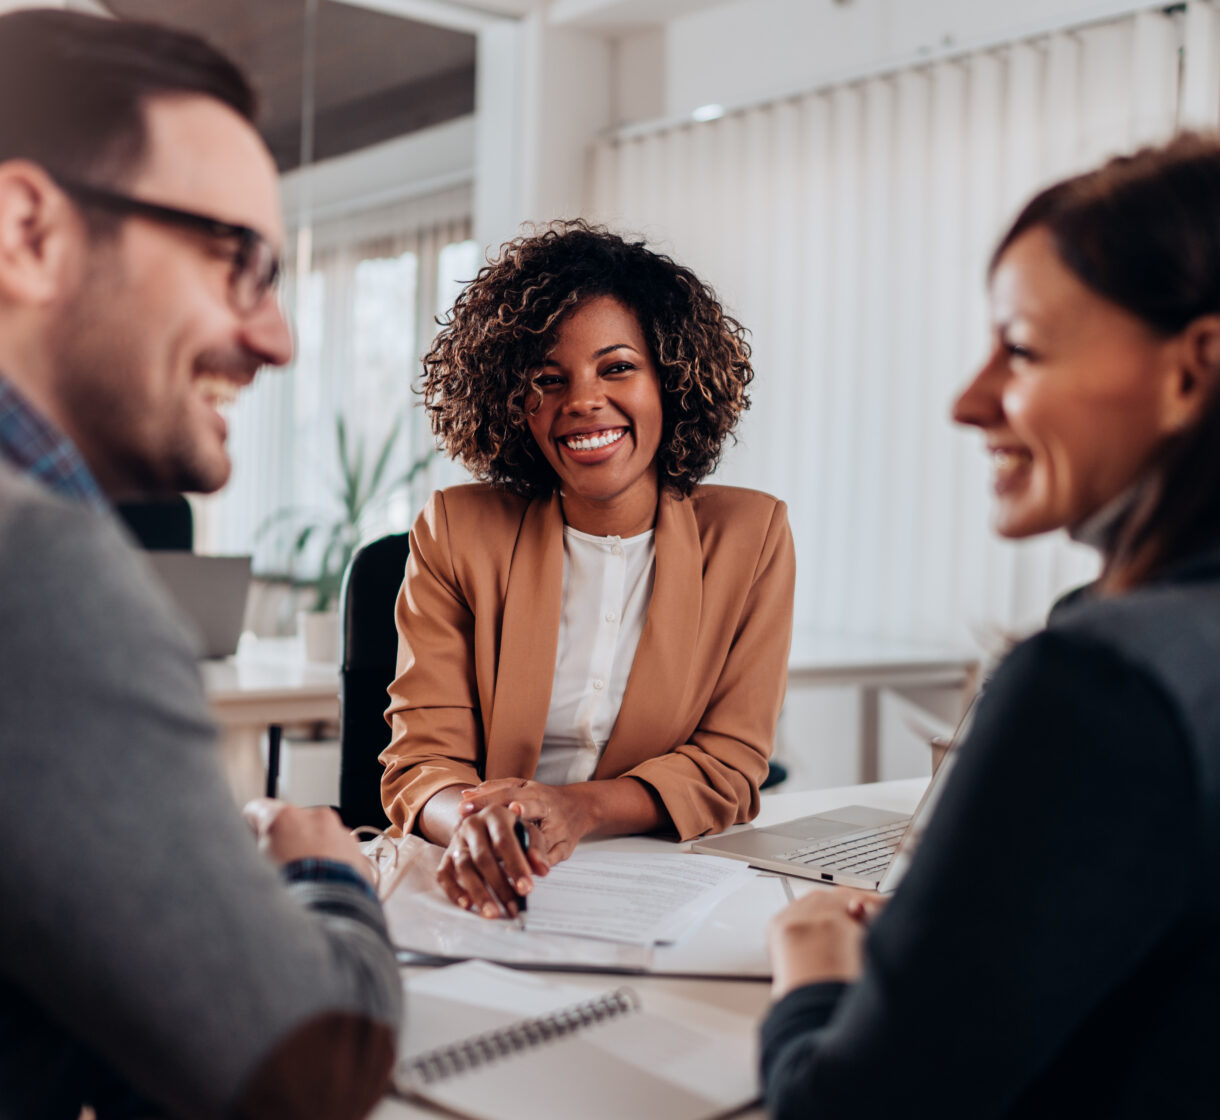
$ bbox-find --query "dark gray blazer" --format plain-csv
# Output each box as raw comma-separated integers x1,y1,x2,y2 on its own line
762,542,1220,1119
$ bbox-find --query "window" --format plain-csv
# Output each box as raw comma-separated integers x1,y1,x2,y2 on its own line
199,199,476,598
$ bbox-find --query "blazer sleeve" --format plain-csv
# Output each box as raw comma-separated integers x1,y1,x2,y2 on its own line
381,490,484,834
623,500,796,840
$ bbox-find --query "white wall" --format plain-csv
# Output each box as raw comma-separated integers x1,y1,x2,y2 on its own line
613,27,666,126
474,13,613,249
663,0,1167,117
279,115,475,228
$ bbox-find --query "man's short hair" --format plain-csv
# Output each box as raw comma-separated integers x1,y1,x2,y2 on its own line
0,9,256,188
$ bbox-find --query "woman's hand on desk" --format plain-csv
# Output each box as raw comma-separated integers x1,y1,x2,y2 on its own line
768,888,887,997
243,798,375,886
435,800,549,918
428,778,665,918
461,779,601,867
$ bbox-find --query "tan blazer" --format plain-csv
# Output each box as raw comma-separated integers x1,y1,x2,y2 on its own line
380,483,795,841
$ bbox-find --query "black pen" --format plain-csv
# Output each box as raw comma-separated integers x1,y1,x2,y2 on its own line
512,818,530,931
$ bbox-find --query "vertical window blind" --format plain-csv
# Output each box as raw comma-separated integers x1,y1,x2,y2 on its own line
198,184,477,580
588,4,1219,645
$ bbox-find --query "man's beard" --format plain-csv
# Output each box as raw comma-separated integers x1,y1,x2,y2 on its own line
48,254,257,498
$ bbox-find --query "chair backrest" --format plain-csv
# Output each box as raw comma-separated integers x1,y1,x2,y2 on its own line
116,495,194,551
338,532,410,829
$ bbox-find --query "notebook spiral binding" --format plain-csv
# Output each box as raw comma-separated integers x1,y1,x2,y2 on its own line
398,987,641,1087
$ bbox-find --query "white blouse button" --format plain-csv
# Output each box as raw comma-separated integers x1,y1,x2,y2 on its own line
593,678,605,690
605,610,618,623
611,544,624,556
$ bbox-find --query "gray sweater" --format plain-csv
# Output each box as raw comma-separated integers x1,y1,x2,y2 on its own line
0,463,401,1119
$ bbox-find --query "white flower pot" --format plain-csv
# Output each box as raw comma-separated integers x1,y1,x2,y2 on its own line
298,608,340,665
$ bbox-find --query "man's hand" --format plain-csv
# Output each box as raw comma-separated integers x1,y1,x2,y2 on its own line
768,887,886,997
242,798,374,886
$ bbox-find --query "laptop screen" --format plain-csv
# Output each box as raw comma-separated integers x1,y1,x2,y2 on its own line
146,551,252,659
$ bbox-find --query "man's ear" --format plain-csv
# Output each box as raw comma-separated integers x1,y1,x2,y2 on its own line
1161,314,1220,434
0,160,80,306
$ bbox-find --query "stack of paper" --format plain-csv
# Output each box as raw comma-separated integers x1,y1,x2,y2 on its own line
380,835,786,976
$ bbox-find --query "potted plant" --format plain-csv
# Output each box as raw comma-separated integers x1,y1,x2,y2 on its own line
259,412,432,662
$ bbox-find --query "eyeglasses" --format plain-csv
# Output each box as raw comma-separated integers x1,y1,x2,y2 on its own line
55,178,281,314
350,826,404,900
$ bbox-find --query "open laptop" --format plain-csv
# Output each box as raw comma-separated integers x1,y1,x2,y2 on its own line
146,551,252,659
691,702,975,893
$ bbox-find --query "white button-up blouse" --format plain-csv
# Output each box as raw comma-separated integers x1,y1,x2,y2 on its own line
535,524,657,785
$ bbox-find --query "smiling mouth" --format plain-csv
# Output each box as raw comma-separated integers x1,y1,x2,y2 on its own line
990,448,1033,488
194,375,242,412
561,428,627,452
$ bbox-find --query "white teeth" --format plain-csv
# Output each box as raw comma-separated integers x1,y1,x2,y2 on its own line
992,450,1029,472
195,375,240,409
563,429,625,452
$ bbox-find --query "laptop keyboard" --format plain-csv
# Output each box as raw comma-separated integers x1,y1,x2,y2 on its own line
778,819,910,876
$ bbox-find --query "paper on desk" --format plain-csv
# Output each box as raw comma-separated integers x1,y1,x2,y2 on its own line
400,961,597,1060
381,834,774,974
396,961,759,1120
523,850,752,946
382,837,654,970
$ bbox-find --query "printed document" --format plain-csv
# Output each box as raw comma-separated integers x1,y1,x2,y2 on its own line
523,850,752,945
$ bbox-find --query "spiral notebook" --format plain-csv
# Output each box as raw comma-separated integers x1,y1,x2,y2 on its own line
395,961,758,1120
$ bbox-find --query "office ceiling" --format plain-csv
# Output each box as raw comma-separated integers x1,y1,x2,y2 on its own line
102,0,476,171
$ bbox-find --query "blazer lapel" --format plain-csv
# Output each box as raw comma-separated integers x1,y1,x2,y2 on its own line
485,492,564,779
596,492,702,777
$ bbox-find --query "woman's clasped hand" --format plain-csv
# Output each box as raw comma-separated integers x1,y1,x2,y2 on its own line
436,776,667,915
768,888,887,996
436,795,549,919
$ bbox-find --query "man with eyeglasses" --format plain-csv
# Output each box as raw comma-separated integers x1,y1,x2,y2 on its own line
0,10,400,1119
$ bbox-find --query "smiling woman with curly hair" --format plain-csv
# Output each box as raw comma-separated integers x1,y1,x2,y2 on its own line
421,221,752,497
382,221,795,918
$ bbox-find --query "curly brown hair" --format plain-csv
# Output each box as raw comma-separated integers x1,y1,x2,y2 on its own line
421,220,753,498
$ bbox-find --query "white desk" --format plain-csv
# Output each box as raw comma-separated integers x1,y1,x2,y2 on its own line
201,636,339,803
199,627,972,801
372,777,928,1120
787,630,978,783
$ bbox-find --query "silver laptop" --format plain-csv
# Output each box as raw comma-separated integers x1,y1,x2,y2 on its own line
146,552,252,659
691,702,975,893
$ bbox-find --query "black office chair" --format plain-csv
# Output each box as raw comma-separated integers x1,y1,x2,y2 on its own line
116,495,194,550
338,532,411,829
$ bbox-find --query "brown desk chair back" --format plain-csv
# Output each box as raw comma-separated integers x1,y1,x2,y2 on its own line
338,532,410,829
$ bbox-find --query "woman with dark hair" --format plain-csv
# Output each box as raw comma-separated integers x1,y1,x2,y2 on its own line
762,133,1220,1118
382,222,795,917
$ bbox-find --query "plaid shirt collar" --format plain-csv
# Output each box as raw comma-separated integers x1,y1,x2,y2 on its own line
0,373,108,512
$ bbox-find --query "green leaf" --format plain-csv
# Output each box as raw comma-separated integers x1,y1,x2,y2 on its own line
363,412,404,508
344,433,366,519
256,412,436,607
291,523,317,557
253,504,310,541
335,414,350,480
405,448,435,484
